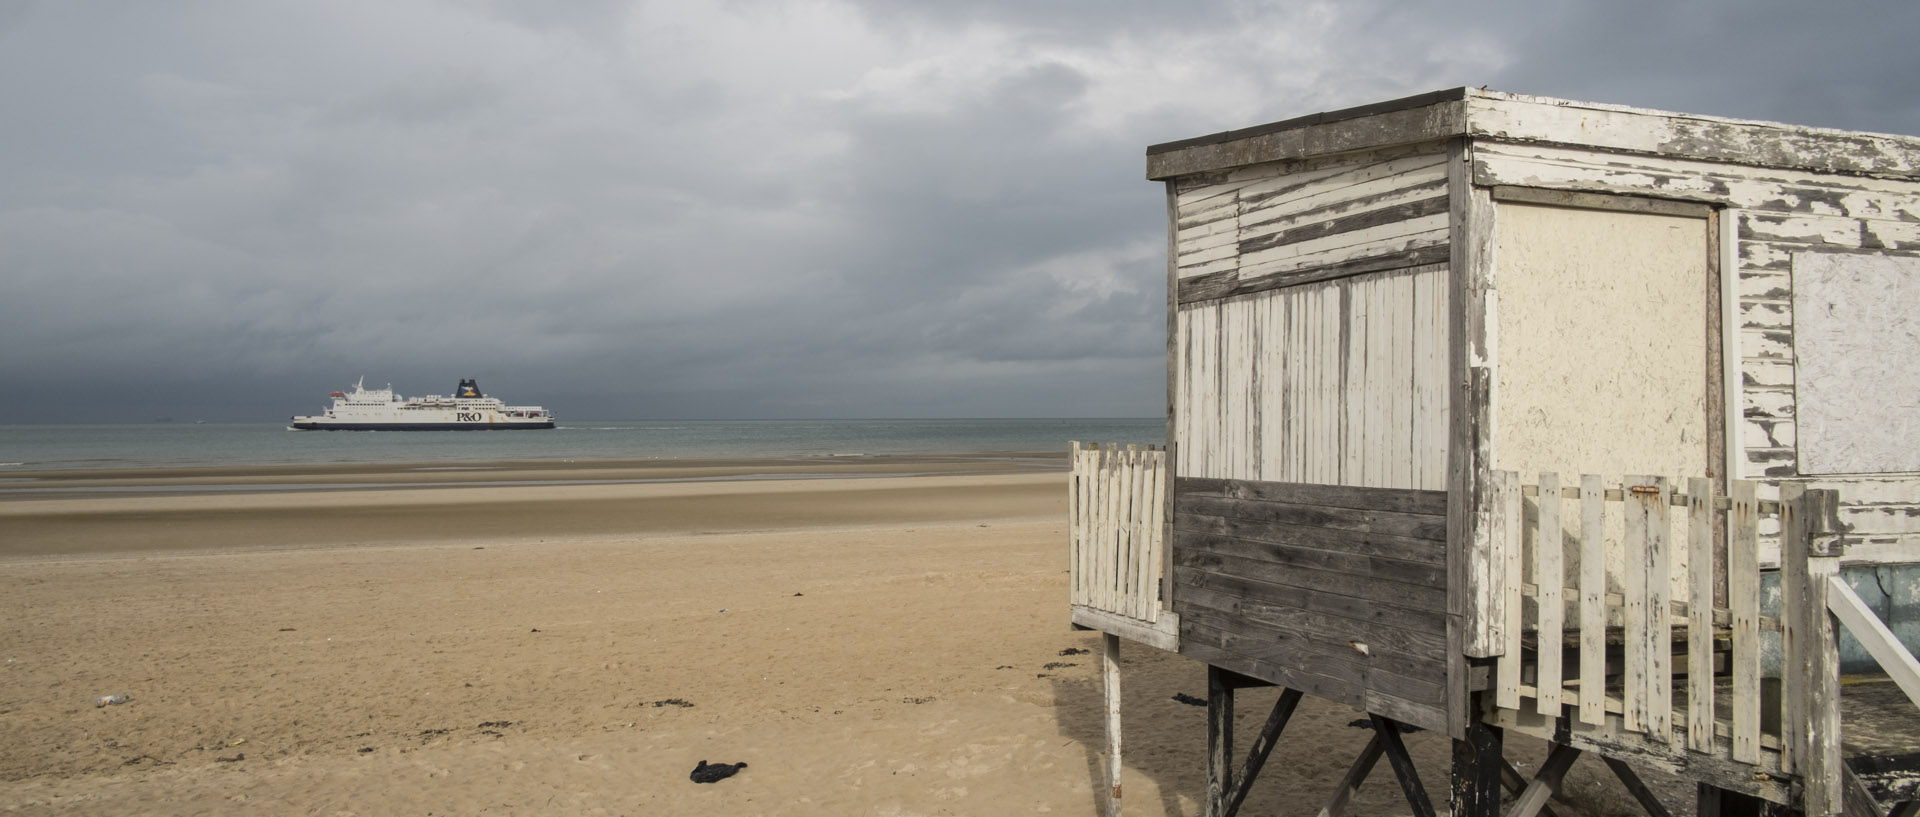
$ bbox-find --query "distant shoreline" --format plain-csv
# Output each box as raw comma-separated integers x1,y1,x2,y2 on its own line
0,451,1068,500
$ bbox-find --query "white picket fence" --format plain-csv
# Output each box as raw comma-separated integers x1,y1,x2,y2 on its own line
1487,472,1920,815
1068,442,1168,623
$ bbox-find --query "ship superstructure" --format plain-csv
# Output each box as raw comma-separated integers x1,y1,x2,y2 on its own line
289,378,556,430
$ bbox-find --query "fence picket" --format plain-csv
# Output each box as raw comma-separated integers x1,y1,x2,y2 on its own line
1728,480,1761,764
1624,474,1650,734
1687,477,1715,753
1494,471,1524,710
1646,477,1672,744
1536,472,1564,716
1579,474,1608,726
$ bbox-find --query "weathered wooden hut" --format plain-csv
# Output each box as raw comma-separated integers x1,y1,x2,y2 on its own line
1069,88,1920,817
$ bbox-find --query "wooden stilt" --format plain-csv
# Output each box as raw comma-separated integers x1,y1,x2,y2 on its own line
1317,733,1384,817
1501,759,1559,817
1698,784,1787,817
1102,632,1123,817
1372,715,1436,817
1450,708,1503,817
1221,688,1302,817
1603,757,1675,817
1207,666,1234,817
1841,765,1886,817
1507,743,1581,817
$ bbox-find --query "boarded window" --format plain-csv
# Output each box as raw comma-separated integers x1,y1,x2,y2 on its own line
1791,253,1920,474
1493,202,1712,480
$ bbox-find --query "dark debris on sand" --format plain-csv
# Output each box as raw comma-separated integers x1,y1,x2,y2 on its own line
690,760,747,783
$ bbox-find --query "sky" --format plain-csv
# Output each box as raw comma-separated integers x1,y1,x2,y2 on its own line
3,1,1918,423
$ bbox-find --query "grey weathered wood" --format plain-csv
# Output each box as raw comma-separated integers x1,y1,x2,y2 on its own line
1489,705,1791,804
1826,575,1920,707
1175,491,1447,541
1646,477,1673,744
1688,477,1716,754
1500,759,1561,817
1207,665,1232,817
1223,688,1304,817
1495,470,1523,710
1318,734,1384,817
1489,185,1714,219
1728,480,1762,764
1603,757,1677,817
1780,483,1808,777
1070,606,1181,652
1221,479,1448,515
1450,703,1505,817
1509,743,1583,817
1373,714,1437,817
1102,633,1123,817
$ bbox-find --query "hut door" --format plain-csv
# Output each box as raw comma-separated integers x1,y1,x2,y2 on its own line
1489,194,1719,482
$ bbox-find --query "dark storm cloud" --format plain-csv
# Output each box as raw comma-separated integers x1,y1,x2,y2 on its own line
1,0,1914,422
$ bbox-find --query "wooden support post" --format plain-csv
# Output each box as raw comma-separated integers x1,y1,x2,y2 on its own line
1451,705,1503,817
1501,759,1560,817
1222,688,1303,817
1603,757,1676,817
1782,485,1844,816
1699,784,1789,817
1373,715,1436,817
1207,666,1234,817
1507,743,1581,817
1319,734,1385,817
1841,765,1886,817
1102,632,1123,817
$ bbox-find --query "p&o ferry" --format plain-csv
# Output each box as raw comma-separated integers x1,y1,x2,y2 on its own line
289,378,556,431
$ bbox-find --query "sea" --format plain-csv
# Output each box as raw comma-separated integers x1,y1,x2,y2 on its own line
0,418,1165,472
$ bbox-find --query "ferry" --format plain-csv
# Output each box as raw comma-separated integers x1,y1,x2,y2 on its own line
289,378,556,431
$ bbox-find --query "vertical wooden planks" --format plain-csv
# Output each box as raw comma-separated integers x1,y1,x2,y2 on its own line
1343,279,1367,487
1535,472,1563,716
1578,474,1608,725
1494,470,1524,710
1102,632,1123,817
1779,482,1805,776
1623,474,1650,734
1120,447,1135,620
1686,477,1715,753
1645,477,1672,744
1144,449,1167,623
1727,480,1761,764
1069,442,1082,607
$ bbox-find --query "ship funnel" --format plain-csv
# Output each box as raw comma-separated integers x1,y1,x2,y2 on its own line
457,378,483,398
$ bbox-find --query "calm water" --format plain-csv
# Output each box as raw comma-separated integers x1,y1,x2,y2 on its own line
0,419,1165,471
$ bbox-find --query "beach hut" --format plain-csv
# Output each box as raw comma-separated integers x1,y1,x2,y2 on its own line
1068,88,1920,817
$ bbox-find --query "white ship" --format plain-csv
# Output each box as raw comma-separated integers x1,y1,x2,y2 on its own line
289,378,556,431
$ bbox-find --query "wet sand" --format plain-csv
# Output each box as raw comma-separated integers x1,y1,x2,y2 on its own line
0,457,1656,815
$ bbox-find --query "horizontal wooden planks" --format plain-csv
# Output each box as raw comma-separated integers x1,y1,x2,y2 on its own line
1171,143,1450,296
1173,476,1451,728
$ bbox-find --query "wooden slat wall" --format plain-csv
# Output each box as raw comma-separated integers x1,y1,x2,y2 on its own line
1473,140,1920,561
1174,265,1448,489
1172,477,1451,732
1173,144,1450,301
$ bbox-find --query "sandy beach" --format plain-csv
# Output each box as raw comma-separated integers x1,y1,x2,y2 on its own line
0,456,1661,816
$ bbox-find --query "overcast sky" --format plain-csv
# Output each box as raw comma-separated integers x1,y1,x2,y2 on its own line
4,1,1917,423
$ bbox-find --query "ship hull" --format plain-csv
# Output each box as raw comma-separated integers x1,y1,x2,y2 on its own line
290,378,555,431
289,420,556,431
